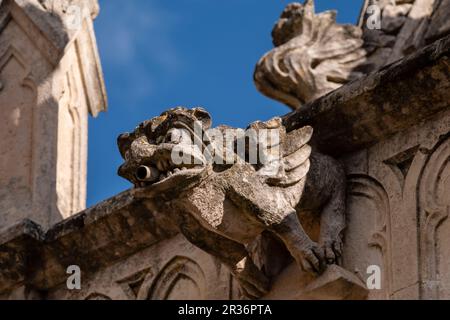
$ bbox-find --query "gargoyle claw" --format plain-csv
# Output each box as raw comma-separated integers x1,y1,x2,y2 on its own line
298,242,325,274
322,238,343,265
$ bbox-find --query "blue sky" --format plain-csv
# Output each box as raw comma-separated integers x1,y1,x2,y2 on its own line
87,0,363,206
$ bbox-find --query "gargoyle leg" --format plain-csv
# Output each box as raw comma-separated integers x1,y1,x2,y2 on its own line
270,212,325,274
319,170,346,265
169,209,270,299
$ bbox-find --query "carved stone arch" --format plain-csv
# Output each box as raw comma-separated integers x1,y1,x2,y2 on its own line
146,256,207,300
84,292,112,300
418,134,450,299
344,174,392,299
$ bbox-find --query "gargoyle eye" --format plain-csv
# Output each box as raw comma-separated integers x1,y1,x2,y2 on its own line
164,128,192,145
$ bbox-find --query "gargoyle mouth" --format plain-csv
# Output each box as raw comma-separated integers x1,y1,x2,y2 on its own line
134,163,205,188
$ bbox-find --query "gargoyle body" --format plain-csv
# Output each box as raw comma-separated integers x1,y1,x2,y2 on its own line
118,107,346,299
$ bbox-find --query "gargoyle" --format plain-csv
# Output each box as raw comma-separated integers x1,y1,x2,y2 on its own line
117,107,346,299
254,0,366,109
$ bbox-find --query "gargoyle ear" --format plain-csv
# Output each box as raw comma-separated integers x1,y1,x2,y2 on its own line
192,107,212,130
117,133,132,159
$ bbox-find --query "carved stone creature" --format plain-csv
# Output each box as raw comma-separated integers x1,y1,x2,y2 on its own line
254,0,366,109
117,107,346,299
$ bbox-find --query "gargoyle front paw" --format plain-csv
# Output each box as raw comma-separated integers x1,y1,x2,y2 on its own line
233,258,270,299
321,237,343,265
297,242,325,274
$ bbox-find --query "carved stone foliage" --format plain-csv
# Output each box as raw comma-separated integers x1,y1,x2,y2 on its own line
84,293,111,300
254,0,366,109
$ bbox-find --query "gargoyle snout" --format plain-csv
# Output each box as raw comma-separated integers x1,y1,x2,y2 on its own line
135,165,160,182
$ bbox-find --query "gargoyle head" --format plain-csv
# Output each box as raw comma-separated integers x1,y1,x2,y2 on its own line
254,0,366,109
117,107,213,196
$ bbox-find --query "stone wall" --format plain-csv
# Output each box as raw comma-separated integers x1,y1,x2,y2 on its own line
0,0,106,230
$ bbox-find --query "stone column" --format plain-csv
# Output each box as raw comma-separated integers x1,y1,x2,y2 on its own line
0,0,107,230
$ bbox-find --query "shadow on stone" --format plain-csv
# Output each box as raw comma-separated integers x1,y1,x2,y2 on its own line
264,264,368,300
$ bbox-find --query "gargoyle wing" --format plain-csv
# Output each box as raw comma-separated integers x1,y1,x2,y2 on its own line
250,117,313,186
274,125,313,186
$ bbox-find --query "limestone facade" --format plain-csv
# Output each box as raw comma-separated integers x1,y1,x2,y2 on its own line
1,0,450,300
0,0,106,230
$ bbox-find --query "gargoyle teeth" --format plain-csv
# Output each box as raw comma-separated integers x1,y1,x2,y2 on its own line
174,168,181,173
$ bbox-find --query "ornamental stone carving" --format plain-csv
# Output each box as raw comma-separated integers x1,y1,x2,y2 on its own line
117,107,347,298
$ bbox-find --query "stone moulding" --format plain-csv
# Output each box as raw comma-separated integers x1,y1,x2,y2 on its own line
1,32,450,299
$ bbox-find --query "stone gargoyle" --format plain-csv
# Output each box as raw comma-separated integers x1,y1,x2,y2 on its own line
254,0,366,109
117,107,346,299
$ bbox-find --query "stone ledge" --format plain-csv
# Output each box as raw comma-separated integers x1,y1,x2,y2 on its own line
0,0,107,116
283,34,450,156
0,189,178,294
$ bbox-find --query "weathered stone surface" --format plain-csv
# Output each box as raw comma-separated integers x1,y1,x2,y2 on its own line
382,4,412,33
264,263,368,300
425,0,450,43
0,220,43,294
254,0,366,109
254,0,450,111
360,0,450,70
117,107,347,299
47,234,233,300
0,189,179,295
0,0,107,230
282,34,450,156
3,0,450,302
